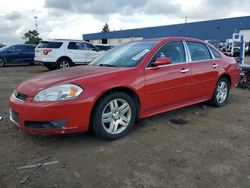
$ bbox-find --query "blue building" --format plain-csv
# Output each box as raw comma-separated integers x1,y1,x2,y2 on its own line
83,16,250,44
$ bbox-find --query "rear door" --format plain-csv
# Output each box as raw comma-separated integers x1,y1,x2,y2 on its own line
144,41,192,112
67,42,87,63
22,45,35,63
186,41,219,101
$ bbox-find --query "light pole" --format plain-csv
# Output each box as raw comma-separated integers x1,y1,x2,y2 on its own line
34,16,38,32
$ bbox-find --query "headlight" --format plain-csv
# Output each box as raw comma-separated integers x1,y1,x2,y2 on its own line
33,84,83,102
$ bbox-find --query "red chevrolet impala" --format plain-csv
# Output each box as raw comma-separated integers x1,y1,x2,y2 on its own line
9,37,240,140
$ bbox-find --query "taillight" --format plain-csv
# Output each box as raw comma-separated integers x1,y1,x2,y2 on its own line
43,49,52,55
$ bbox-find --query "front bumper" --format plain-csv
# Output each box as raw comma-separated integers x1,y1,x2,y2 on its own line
9,94,92,135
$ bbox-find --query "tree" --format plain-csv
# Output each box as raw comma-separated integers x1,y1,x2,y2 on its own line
22,30,42,45
101,23,110,33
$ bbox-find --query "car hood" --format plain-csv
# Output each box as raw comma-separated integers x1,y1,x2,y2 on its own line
16,65,128,96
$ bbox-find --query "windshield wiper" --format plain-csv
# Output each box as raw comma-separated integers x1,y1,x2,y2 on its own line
98,64,117,67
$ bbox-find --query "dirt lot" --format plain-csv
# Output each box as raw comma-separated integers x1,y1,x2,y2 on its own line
0,64,250,188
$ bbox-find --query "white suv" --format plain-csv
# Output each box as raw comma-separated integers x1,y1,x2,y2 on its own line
35,39,104,70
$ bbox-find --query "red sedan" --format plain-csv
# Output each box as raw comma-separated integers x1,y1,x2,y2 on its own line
9,37,240,140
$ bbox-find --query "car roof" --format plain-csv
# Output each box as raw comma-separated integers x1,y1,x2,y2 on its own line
8,44,37,47
143,37,206,43
40,39,92,44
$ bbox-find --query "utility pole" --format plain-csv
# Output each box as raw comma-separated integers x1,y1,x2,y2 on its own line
185,16,188,24
34,16,38,32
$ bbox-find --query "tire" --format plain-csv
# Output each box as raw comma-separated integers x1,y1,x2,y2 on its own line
91,92,137,140
0,58,5,68
211,78,230,107
57,58,72,69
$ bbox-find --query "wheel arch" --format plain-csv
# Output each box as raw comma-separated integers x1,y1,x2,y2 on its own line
56,56,73,64
218,73,231,87
0,57,7,65
89,86,141,128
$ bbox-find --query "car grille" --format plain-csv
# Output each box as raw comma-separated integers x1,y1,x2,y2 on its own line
14,91,28,101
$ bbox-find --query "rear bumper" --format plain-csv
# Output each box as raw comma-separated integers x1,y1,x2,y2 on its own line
9,94,92,135
34,61,57,67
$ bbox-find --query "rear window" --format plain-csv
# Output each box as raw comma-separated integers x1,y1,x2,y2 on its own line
38,42,63,49
187,41,212,61
209,47,221,59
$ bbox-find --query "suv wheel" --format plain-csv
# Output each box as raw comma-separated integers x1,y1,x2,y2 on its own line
92,92,137,140
57,58,72,69
0,59,5,68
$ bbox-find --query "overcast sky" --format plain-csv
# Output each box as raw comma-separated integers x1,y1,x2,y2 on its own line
0,0,249,44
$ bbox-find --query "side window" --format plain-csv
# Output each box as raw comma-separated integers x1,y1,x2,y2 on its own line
15,45,23,52
149,41,186,66
68,42,80,50
85,43,96,51
24,46,35,52
7,46,16,52
187,42,212,61
210,47,221,59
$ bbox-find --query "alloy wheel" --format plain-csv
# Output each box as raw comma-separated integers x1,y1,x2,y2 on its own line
59,61,70,69
216,81,228,104
101,98,131,135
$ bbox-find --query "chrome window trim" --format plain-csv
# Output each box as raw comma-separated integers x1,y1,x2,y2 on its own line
183,41,191,62
145,40,187,69
207,44,216,59
207,45,222,60
185,41,219,62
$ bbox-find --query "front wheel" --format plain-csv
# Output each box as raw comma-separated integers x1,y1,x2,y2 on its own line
0,59,5,68
211,78,230,107
92,92,137,140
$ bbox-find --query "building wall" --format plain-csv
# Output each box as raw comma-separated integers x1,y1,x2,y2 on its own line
83,16,250,44
89,37,143,44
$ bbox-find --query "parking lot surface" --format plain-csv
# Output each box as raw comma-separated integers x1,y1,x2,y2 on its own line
0,65,250,187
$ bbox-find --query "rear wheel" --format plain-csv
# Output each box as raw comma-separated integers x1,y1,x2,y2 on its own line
57,58,72,69
211,78,230,107
0,59,5,68
91,92,137,140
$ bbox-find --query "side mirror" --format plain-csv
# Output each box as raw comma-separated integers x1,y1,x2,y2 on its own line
152,57,172,67
6,50,11,53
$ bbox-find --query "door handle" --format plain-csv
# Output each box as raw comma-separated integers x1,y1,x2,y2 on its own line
212,64,219,68
180,69,190,73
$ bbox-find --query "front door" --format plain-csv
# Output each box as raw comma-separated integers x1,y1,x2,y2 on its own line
144,41,192,113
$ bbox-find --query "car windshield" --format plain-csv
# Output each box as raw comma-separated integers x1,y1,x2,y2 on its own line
0,45,10,51
90,41,157,67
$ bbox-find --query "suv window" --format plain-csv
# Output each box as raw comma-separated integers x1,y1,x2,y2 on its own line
38,42,63,49
68,42,80,50
7,46,16,52
23,46,35,52
209,47,221,59
149,41,186,66
187,42,212,61
85,43,96,51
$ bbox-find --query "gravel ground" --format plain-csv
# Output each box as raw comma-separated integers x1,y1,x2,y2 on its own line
0,64,249,188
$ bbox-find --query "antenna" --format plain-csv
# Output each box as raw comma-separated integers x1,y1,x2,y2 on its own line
34,16,38,32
